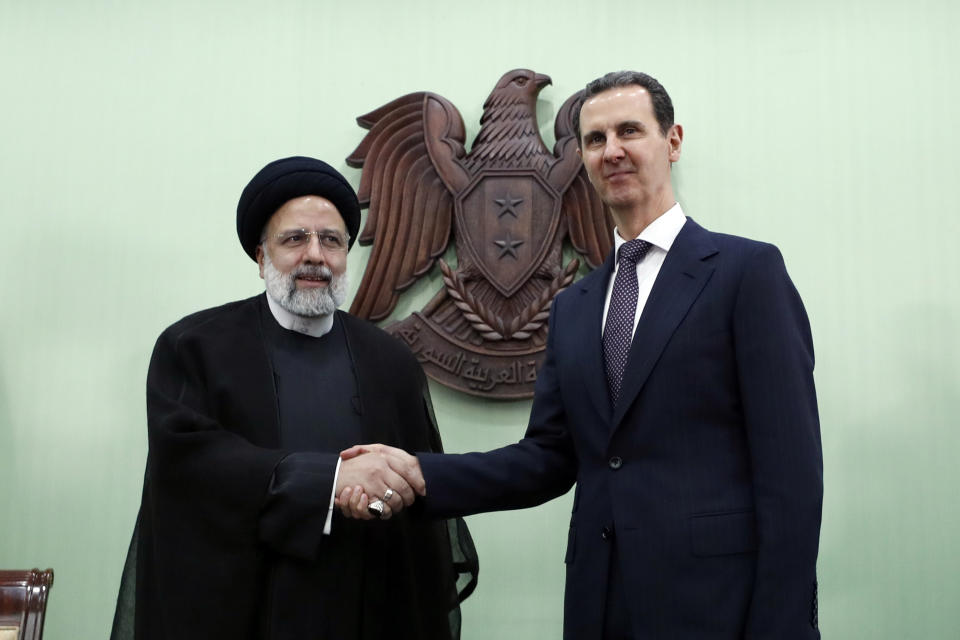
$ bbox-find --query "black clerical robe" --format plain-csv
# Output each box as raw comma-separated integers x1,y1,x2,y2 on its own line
111,294,477,640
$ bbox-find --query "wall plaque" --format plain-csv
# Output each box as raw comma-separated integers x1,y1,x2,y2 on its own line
347,69,611,399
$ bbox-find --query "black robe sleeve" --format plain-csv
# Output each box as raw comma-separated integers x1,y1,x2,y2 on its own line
259,451,339,561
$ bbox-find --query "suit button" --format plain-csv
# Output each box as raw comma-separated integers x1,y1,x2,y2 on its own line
608,456,623,470
601,526,612,540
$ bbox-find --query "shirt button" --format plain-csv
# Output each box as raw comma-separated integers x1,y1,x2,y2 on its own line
601,526,612,540
608,456,623,470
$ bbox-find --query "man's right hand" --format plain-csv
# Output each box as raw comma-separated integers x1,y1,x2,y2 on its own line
335,447,419,520
336,444,425,520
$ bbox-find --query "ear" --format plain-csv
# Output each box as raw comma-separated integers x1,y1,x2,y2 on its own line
667,124,683,162
256,245,265,280
576,146,582,159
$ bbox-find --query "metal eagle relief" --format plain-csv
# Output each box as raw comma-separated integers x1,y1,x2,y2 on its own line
347,69,612,399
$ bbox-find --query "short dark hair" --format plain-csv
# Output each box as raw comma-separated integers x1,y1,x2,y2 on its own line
573,71,674,143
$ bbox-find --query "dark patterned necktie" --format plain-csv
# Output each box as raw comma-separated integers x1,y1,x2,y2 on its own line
603,239,653,405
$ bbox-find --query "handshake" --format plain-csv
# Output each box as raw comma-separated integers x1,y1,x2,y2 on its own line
333,444,425,521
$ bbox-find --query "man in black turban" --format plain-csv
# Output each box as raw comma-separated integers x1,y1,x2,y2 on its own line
111,157,478,640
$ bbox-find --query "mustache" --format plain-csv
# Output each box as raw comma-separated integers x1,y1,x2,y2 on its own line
292,265,334,281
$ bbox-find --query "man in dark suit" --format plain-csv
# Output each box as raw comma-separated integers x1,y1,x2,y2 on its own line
341,71,822,639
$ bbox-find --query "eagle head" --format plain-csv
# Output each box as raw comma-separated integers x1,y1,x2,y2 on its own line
467,69,554,170
484,69,552,111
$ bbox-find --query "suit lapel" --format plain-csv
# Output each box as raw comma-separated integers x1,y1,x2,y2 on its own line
611,219,718,430
571,253,615,424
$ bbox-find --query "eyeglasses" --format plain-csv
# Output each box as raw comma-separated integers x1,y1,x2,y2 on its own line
271,228,350,252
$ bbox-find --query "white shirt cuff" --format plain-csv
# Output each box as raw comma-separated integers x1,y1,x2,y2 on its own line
323,456,342,536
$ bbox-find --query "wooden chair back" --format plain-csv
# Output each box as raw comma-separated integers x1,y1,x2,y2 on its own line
0,570,53,640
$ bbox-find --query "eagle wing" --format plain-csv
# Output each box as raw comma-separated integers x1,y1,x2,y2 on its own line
346,92,469,321
548,90,614,269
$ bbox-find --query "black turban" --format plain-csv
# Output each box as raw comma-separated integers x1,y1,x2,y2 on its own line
236,156,361,261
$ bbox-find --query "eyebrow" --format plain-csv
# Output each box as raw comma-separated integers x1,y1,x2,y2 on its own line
582,120,648,142
619,120,646,131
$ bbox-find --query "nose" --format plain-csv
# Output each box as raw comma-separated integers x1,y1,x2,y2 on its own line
603,136,625,163
302,234,326,263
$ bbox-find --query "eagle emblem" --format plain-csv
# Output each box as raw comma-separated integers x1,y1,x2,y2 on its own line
347,69,612,398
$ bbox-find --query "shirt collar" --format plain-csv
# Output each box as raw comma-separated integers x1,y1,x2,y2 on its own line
265,292,335,338
612,202,687,256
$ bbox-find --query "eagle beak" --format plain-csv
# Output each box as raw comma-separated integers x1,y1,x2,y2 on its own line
535,73,552,88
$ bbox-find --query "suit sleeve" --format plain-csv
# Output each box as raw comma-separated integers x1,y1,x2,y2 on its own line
733,244,822,638
417,302,578,517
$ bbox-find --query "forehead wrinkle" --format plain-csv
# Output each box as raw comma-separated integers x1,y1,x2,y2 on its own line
277,225,343,234
267,198,346,236
582,87,655,120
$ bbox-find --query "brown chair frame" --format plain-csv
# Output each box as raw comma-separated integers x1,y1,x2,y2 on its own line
0,569,54,640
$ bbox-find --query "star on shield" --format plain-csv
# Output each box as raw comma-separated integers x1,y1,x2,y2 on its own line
494,232,524,259
494,195,523,218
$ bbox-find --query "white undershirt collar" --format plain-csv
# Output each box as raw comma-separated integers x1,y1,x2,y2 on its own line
264,292,335,338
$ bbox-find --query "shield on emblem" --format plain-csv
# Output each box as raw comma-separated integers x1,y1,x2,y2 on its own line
455,170,562,297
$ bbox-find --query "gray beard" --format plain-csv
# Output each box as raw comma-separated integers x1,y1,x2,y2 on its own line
262,250,348,318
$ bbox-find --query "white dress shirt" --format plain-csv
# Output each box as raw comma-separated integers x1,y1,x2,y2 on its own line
265,293,341,535
601,203,687,337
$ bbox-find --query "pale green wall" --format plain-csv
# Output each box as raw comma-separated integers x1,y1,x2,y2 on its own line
2,0,958,638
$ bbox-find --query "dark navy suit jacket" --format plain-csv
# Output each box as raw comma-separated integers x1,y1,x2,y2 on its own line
419,218,822,639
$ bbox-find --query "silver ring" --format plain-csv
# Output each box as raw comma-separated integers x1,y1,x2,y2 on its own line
367,499,385,518
383,488,395,502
